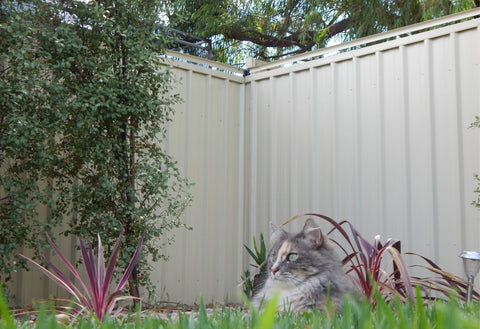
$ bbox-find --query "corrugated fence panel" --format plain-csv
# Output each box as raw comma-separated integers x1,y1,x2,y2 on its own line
244,17,480,278
311,66,336,218
456,28,480,253
402,40,437,262
353,50,382,247
150,65,245,303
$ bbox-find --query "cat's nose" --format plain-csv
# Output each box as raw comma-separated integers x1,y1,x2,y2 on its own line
271,267,279,275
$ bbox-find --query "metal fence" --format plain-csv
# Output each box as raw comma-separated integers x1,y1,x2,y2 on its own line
10,8,480,305
243,9,480,276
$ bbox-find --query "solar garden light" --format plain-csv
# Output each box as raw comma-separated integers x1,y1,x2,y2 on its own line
459,250,480,303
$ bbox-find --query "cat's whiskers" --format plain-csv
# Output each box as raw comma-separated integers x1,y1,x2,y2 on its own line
272,271,303,285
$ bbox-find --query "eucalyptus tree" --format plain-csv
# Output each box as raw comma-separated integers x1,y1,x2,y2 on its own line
166,0,478,64
0,0,191,300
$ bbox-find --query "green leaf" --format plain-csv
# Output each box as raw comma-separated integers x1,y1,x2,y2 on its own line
254,292,278,329
0,286,15,329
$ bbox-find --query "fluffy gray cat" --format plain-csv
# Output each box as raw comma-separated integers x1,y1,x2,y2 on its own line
251,218,354,312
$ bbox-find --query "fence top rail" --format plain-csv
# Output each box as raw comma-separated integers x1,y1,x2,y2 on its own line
162,50,245,77
247,7,480,75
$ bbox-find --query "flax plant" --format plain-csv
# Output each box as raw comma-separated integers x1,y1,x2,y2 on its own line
19,228,143,321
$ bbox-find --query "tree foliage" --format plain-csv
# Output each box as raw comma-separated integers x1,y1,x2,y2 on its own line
165,0,478,64
1,0,191,301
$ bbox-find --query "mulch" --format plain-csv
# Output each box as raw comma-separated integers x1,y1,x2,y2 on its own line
13,302,247,323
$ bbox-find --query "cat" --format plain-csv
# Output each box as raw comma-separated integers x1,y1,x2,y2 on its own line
251,218,354,312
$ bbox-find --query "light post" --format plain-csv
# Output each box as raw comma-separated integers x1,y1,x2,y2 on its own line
459,250,480,303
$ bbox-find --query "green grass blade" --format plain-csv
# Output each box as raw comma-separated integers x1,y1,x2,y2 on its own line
254,293,278,329
0,287,14,329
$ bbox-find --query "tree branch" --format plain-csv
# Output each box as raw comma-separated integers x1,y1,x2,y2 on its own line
225,16,351,58
225,27,307,48
325,17,350,39
280,0,302,33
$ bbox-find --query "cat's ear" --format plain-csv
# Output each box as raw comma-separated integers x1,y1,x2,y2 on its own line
302,218,324,247
270,222,287,245
302,218,317,231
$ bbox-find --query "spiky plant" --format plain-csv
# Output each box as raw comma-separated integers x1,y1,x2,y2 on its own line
20,228,144,321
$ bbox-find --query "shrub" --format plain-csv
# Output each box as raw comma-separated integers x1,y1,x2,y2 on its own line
1,0,192,300
19,228,143,321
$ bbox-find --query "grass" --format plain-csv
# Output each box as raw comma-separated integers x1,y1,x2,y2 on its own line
2,290,480,329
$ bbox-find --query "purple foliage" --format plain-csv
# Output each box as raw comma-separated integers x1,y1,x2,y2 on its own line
20,228,144,321
281,213,471,304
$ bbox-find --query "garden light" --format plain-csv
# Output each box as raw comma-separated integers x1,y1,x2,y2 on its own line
459,250,480,303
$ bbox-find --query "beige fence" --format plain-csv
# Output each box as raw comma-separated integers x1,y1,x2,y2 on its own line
243,9,480,275
10,8,480,305
152,55,246,303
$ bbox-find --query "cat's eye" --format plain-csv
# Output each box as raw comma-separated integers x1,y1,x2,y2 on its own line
287,253,298,261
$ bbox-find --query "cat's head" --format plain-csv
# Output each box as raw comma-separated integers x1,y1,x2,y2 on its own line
267,218,341,285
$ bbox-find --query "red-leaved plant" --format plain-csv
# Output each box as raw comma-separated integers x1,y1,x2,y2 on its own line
406,252,479,302
19,228,144,321
281,213,478,304
282,214,414,303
